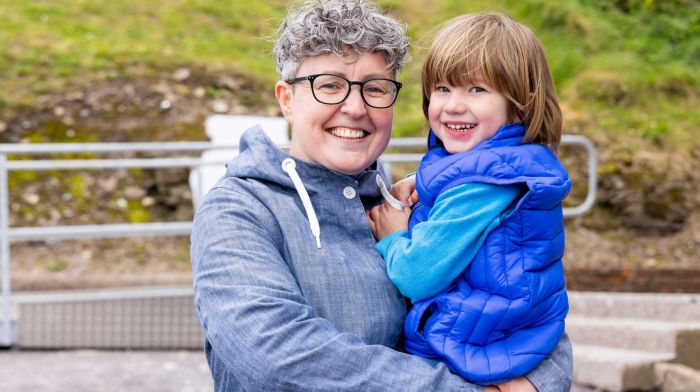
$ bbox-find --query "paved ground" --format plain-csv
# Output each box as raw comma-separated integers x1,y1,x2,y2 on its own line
0,348,596,392
0,349,213,392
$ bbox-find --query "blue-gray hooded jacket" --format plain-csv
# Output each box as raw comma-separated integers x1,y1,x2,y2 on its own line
190,126,574,391
404,123,571,384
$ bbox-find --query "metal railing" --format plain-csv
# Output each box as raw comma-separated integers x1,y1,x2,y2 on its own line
0,135,596,346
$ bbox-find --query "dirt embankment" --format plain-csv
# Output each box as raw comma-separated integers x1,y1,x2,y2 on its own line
2,69,699,292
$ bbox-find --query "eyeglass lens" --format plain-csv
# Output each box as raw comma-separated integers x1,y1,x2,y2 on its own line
312,74,398,108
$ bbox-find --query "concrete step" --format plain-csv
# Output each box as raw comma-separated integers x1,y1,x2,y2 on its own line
567,316,700,361
574,344,674,392
568,291,700,322
654,362,700,392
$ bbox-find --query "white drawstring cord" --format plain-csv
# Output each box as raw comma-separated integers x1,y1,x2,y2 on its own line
376,175,404,211
282,158,321,249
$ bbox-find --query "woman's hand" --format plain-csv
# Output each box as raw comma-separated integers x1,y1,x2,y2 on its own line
493,377,537,392
367,202,411,241
390,175,419,207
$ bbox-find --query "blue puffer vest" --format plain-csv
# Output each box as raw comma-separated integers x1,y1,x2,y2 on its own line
404,123,571,384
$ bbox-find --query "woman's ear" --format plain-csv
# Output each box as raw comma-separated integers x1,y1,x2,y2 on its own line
275,81,293,124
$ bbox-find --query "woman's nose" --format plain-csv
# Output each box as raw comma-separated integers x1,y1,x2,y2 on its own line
340,86,368,117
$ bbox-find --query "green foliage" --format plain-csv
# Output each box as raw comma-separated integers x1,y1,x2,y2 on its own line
44,259,68,272
0,0,698,146
127,200,151,223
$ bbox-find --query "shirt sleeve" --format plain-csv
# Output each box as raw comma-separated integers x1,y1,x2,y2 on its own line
376,182,521,302
190,185,484,391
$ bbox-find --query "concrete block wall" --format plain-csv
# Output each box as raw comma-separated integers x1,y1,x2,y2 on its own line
13,286,203,349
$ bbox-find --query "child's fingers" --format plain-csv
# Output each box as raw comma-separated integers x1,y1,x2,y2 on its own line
390,176,417,205
410,190,419,205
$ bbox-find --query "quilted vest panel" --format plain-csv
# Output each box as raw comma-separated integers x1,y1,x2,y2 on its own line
404,123,570,384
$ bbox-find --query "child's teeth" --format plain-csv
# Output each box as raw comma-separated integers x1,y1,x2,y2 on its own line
447,124,474,131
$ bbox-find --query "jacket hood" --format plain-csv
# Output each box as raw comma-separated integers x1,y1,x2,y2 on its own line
224,126,391,248
226,126,388,197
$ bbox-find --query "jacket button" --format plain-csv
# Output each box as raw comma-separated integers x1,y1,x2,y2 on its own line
343,186,356,199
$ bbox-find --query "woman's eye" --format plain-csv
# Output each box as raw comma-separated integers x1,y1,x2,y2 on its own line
318,82,342,90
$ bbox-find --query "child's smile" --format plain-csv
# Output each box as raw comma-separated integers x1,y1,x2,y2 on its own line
428,81,510,154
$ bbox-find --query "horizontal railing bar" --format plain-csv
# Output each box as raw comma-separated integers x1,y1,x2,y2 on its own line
3,154,425,171
8,204,583,241
7,157,210,170
1,136,596,243
0,136,587,155
386,137,425,147
0,137,427,155
12,286,194,304
0,141,222,154
8,222,192,241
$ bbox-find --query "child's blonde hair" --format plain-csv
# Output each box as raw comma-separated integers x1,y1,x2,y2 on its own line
422,12,562,150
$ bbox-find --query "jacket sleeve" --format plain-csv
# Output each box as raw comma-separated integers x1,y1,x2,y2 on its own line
527,333,574,392
190,185,484,391
377,183,521,302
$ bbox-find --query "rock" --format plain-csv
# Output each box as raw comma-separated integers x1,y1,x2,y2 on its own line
212,100,230,113
116,198,128,209
124,186,146,200
654,362,700,392
173,68,191,82
23,194,40,205
598,147,695,234
98,177,119,193
193,87,206,98
214,75,241,92
141,196,155,207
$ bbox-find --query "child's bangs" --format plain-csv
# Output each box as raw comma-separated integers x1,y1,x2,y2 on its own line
430,33,494,88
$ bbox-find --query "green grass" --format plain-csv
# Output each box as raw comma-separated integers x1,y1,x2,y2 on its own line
0,0,698,146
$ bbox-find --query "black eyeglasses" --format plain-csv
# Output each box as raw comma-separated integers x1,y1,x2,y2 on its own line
286,73,402,109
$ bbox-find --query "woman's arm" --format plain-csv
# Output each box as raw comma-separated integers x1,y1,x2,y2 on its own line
191,185,485,392
526,333,574,392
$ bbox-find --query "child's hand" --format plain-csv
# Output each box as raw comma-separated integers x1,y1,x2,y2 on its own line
367,202,411,241
390,175,419,207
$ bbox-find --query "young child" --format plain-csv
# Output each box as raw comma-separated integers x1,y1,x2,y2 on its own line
368,12,571,385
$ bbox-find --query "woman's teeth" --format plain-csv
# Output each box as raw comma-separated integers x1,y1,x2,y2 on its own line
331,128,366,139
446,123,476,131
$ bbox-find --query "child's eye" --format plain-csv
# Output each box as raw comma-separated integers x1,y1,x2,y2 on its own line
435,85,450,93
469,86,486,93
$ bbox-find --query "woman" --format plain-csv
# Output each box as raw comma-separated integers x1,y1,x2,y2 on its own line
190,1,573,391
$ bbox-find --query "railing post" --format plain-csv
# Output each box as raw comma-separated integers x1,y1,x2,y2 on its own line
0,152,13,346
561,135,598,217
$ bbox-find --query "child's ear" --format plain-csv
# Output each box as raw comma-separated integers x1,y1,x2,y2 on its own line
275,81,293,124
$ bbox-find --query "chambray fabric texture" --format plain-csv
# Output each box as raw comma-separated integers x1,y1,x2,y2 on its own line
190,126,573,391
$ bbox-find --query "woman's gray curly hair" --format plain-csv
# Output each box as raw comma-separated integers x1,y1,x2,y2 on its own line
273,0,410,81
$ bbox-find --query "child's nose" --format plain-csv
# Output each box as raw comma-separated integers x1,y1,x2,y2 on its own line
445,93,468,113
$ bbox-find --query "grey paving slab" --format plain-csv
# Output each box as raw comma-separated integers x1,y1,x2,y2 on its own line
0,349,213,392
0,348,596,391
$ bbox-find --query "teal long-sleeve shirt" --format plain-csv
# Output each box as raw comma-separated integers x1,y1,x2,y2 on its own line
376,182,521,303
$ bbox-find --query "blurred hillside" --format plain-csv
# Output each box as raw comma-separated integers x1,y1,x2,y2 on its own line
1,0,699,291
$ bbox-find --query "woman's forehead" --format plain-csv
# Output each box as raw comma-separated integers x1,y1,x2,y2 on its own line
296,51,393,78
